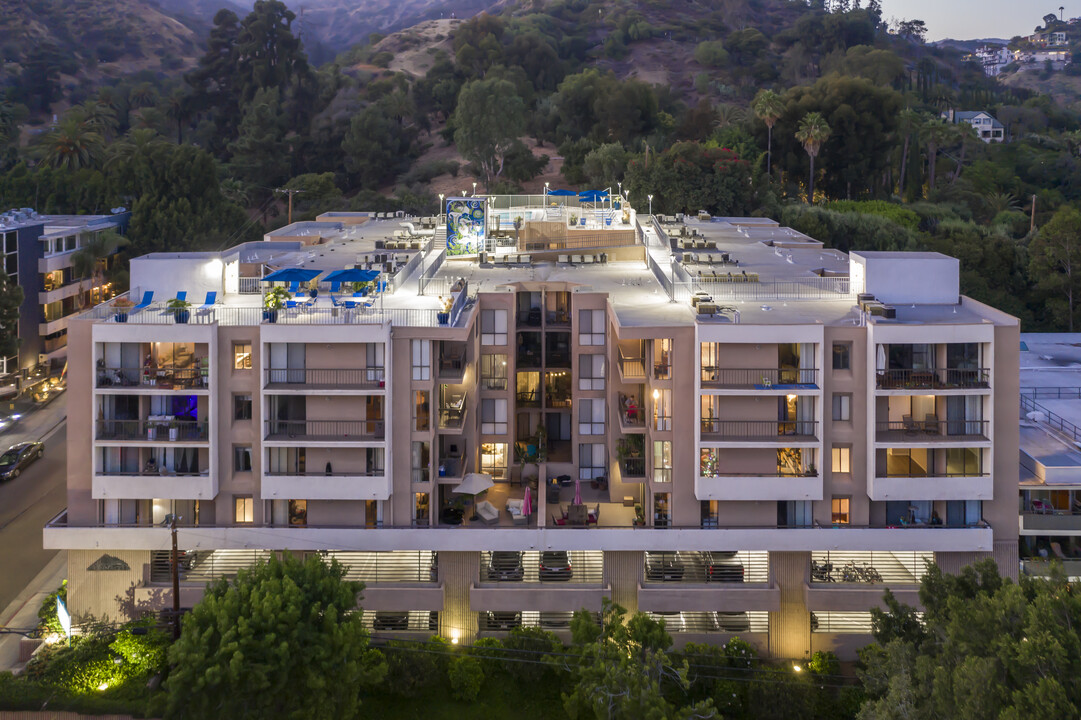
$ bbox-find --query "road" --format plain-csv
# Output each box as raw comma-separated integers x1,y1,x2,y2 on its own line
0,423,67,611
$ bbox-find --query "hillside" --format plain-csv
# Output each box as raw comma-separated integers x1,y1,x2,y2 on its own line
1001,70,1081,112
296,0,491,51
0,0,207,108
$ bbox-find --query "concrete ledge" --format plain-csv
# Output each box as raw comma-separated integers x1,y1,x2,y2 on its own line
470,583,606,612
805,583,921,612
637,584,780,613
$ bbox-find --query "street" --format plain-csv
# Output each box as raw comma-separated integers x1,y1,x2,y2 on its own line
0,403,67,613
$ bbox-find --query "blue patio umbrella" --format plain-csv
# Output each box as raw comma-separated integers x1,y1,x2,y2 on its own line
578,190,610,202
323,268,381,284
261,267,322,283
547,188,577,197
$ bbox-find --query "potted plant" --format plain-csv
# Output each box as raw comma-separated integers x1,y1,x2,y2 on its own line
167,297,191,324
308,279,319,299
569,213,578,227
113,297,134,323
633,503,645,526
263,286,290,322
168,420,179,442
437,295,452,325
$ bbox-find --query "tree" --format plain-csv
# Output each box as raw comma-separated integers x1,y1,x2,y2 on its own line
39,113,104,171
897,19,927,43
227,87,291,187
752,89,785,179
342,101,417,190
165,554,386,720
1030,206,1081,331
583,143,630,190
0,274,22,359
70,230,128,309
795,112,831,203
563,600,717,720
920,117,951,194
858,560,1081,720
895,109,921,199
452,78,526,190
624,142,755,216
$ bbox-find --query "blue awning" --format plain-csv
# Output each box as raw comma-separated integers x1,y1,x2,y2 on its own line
547,188,577,197
323,268,381,283
578,190,610,202
261,268,322,283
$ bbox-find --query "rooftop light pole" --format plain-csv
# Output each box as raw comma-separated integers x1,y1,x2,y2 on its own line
472,182,477,197
544,181,549,203
438,193,444,223
648,194,654,218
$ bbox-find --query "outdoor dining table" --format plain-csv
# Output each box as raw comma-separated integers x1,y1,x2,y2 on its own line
567,504,589,526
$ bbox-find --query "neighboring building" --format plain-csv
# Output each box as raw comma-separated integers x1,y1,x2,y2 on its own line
945,110,1006,143
1027,30,1068,46
0,209,129,396
45,202,1019,661
1018,334,1081,579
972,45,1012,76
1012,47,1071,70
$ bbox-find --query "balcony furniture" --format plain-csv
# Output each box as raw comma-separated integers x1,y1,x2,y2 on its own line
476,500,500,525
552,513,566,526
440,506,464,525
588,504,600,525
568,504,589,526
1052,542,1069,560
130,291,154,313
506,499,528,525
546,479,561,503
623,496,634,507
902,415,919,435
1031,499,1053,514
923,414,940,435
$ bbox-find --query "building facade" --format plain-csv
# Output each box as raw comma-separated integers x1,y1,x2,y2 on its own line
45,209,1018,660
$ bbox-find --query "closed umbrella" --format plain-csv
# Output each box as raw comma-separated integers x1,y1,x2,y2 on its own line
522,486,532,517
573,477,582,506
876,344,887,372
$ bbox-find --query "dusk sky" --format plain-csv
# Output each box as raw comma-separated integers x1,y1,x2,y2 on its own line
878,1,1066,40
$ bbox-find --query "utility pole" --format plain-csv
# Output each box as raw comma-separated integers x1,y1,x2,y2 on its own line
275,188,304,225
170,514,181,640
1031,194,1037,234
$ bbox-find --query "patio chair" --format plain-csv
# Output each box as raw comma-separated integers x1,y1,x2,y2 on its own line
1051,542,1069,560
287,281,301,295
174,291,187,303
475,500,500,525
329,281,342,294
923,413,940,435
521,254,532,265
130,291,154,313
902,415,919,435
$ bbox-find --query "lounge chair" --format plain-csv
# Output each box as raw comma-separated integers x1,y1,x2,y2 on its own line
583,255,594,264
174,291,187,303
475,500,499,525
287,281,300,295
521,254,531,264
571,254,583,264
558,255,569,264
130,291,154,312
196,292,217,317
923,413,940,435
902,415,919,435
1051,542,1069,560
329,281,341,294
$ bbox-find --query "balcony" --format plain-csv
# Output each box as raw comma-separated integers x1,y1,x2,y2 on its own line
875,419,989,443
868,472,991,501
620,457,646,478
262,471,391,501
700,419,818,443
96,419,209,442
517,307,542,327
439,399,467,430
263,419,385,441
93,470,215,500
97,366,207,390
264,367,385,390
1020,512,1081,533
696,470,822,501
618,351,646,382
700,367,818,390
438,342,467,381
875,368,989,391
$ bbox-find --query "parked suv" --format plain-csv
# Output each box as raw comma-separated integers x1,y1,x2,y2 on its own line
645,552,684,582
704,551,745,582
485,611,522,630
539,551,573,581
486,551,524,581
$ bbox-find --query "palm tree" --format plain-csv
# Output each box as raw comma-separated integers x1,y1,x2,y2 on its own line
920,117,951,195
106,128,167,170
129,82,158,109
164,90,192,145
714,103,746,129
950,121,978,184
896,108,921,199
78,101,119,142
795,112,831,204
752,89,785,178
40,114,103,170
71,230,128,308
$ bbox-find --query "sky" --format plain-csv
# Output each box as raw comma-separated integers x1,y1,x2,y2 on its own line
877,0,1065,40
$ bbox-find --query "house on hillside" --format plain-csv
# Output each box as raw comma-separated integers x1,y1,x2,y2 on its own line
943,110,1005,143
1012,47,1071,69
1027,30,1068,46
973,45,1012,76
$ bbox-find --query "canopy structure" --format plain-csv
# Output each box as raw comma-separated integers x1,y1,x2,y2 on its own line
578,190,610,202
261,268,322,283
547,188,577,197
453,472,495,496
323,268,381,284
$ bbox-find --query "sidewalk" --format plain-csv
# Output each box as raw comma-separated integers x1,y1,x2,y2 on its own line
0,551,66,671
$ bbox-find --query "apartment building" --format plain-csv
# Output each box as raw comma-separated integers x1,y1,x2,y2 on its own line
0,208,129,392
45,204,1018,660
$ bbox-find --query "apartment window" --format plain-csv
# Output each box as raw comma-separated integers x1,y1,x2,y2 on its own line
653,338,672,379
653,440,672,482
779,500,812,527
831,445,851,475
832,394,851,422
480,353,508,390
411,441,430,483
233,342,252,370
234,446,253,473
579,443,606,480
288,499,307,527
233,394,252,421
414,391,430,432
579,353,606,391
832,342,851,371
831,496,850,524
411,340,430,381
480,442,508,479
652,389,671,431
578,398,605,435
233,496,254,524
653,493,670,527
578,309,605,346
481,309,508,345
480,398,508,434
700,342,721,382
700,448,718,477
414,492,430,525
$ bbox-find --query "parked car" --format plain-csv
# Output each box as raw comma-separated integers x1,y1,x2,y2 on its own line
485,611,522,630
486,551,524,581
704,551,745,582
714,612,751,632
539,611,574,629
372,611,409,631
539,551,573,581
645,552,684,582
652,611,684,633
0,442,43,480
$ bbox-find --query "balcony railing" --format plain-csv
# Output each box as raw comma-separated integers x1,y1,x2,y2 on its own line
875,470,987,478
517,309,542,327
264,470,384,478
438,356,466,379
546,392,572,408
264,419,385,441
875,420,989,441
516,391,540,408
264,367,385,389
546,351,571,368
700,419,818,441
699,469,818,479
97,366,207,389
439,404,466,429
481,375,508,391
619,408,645,428
700,367,819,389
517,348,542,367
97,470,208,478
620,457,646,477
96,420,209,442
875,368,989,390
653,362,671,380
618,356,646,381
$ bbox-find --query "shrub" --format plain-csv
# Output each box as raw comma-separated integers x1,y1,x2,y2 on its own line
694,40,729,67
826,200,920,231
447,655,483,701
37,580,66,636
